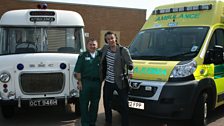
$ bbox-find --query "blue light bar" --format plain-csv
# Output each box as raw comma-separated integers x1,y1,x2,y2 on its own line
152,4,212,15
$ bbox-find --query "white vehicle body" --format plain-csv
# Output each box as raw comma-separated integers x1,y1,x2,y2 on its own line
0,6,85,118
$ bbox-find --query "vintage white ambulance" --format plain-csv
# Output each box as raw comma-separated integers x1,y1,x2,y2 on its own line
0,3,85,118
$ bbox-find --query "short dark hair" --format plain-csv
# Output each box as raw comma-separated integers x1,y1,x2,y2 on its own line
86,38,97,44
104,31,118,43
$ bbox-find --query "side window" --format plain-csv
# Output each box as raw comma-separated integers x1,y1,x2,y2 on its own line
204,29,224,64
208,29,224,49
216,29,224,47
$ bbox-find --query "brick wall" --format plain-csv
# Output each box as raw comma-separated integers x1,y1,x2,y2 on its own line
0,0,146,47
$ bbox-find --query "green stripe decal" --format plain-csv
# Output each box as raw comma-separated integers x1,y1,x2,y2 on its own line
214,64,224,79
134,67,167,76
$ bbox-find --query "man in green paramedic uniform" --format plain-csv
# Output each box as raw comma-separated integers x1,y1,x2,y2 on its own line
74,39,101,126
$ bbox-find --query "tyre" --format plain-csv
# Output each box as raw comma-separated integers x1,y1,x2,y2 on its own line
192,92,208,126
1,105,15,119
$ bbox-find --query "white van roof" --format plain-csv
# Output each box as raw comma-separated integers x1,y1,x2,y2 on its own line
0,9,84,27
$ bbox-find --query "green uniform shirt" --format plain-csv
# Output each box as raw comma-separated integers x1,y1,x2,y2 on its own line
74,50,101,79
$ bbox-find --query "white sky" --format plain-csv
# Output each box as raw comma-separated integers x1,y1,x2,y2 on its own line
36,0,196,18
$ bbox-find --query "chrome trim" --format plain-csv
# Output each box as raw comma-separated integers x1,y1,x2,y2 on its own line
129,79,166,101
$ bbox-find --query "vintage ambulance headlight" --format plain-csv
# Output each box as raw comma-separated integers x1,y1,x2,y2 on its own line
0,72,11,83
170,60,197,78
70,89,78,97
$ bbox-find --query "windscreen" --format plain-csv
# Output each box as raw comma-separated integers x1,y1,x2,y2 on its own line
129,27,209,61
0,27,85,55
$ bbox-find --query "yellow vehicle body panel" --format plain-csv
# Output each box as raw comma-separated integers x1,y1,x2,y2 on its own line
136,0,224,108
122,0,224,121
142,0,224,29
133,60,178,81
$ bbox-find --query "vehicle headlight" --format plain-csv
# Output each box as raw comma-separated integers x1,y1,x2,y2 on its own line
170,60,197,78
70,89,78,97
0,72,11,83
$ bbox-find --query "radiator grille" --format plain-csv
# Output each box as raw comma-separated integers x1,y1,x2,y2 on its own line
129,86,157,97
20,73,64,94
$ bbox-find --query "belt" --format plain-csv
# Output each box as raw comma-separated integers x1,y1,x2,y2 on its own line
83,76,100,81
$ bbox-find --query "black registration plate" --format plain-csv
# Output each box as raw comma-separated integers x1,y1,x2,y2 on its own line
29,99,58,107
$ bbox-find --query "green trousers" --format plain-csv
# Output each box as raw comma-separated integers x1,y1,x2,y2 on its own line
79,79,101,126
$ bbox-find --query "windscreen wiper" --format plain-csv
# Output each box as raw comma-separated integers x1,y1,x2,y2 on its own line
168,51,198,59
131,55,169,60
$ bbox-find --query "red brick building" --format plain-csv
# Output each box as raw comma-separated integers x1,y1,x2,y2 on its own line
0,0,146,47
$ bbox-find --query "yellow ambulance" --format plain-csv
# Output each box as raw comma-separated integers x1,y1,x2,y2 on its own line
112,0,224,126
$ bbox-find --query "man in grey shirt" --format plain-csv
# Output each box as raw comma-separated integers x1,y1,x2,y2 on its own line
100,31,133,126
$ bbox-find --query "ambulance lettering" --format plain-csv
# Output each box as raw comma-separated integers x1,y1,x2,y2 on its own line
155,13,200,21
134,67,167,76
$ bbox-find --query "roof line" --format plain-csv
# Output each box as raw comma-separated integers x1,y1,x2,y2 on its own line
19,0,147,11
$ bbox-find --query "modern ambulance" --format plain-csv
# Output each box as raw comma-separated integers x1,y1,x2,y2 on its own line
0,3,85,118
112,0,224,126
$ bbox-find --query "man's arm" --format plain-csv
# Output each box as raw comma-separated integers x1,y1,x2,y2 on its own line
122,47,133,70
74,72,82,90
74,53,83,90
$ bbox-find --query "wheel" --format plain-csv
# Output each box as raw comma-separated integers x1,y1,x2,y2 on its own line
1,105,15,119
192,92,208,126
